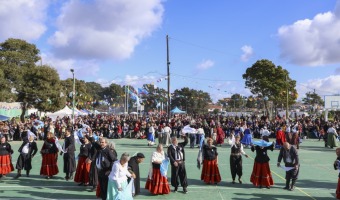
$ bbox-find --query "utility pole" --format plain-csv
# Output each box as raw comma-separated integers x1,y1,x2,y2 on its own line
166,35,171,122
286,75,289,119
70,69,75,126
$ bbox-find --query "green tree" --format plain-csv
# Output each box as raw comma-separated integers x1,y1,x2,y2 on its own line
245,95,257,109
102,83,125,108
172,87,212,114
85,82,104,103
0,38,63,121
302,91,324,106
243,59,297,117
0,38,40,66
61,79,90,109
17,66,65,121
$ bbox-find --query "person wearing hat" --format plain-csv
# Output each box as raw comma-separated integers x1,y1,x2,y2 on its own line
0,134,14,179
74,135,92,186
14,133,38,178
227,134,248,184
128,152,145,196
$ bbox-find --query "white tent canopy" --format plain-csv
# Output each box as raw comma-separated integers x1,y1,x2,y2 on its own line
47,106,74,121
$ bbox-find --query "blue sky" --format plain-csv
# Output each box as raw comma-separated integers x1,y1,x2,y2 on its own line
1,0,340,102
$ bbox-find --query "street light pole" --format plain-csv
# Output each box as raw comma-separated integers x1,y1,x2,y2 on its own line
70,69,75,126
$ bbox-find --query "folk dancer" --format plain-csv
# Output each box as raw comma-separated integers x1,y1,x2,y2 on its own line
128,153,145,196
74,135,92,186
333,147,340,199
201,138,221,184
168,135,189,193
250,141,274,189
277,142,300,191
107,153,136,200
228,134,248,184
62,128,76,181
145,144,170,195
0,134,14,179
40,132,59,179
15,133,38,178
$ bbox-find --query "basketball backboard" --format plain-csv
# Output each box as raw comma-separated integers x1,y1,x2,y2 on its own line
324,95,340,109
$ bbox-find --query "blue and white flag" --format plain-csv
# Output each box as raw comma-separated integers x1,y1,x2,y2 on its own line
252,140,273,147
160,157,170,177
138,88,149,95
55,137,66,153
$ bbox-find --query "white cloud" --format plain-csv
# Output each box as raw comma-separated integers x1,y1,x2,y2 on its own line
0,0,49,41
196,59,214,70
49,0,164,60
298,75,340,98
41,52,99,79
240,45,253,62
96,75,157,87
278,1,340,66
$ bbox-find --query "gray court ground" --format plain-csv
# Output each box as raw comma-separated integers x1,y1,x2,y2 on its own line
0,138,337,200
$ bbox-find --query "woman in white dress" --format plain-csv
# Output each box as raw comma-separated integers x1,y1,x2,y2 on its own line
107,153,136,200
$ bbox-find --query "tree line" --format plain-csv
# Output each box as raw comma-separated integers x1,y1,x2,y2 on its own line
0,38,324,121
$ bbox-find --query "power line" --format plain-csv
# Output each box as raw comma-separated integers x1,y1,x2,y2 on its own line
172,73,242,82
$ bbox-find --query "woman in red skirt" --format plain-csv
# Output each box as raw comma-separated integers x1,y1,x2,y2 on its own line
74,135,92,186
201,138,221,184
40,132,59,179
276,127,286,148
334,147,340,199
250,142,274,189
145,144,170,195
0,134,14,179
216,125,225,146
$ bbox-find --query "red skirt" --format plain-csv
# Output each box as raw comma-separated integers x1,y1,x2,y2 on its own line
250,162,274,187
0,154,14,175
74,156,91,183
337,178,340,199
201,159,221,184
40,153,59,176
276,131,286,146
145,168,170,195
216,134,225,144
96,183,101,198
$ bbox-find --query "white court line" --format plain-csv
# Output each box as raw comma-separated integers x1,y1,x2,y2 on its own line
0,185,333,191
218,190,225,200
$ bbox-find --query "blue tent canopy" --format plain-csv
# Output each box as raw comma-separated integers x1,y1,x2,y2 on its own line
171,107,186,114
0,115,10,121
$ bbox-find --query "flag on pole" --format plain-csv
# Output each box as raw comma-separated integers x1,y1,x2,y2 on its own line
138,88,149,95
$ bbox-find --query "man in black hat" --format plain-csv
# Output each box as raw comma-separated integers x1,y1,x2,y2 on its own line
128,152,145,196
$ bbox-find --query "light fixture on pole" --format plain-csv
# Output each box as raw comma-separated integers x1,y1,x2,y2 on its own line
70,69,75,126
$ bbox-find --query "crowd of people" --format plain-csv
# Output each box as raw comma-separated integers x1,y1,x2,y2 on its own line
0,112,338,199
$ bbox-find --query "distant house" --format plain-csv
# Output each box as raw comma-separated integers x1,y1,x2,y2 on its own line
207,104,223,112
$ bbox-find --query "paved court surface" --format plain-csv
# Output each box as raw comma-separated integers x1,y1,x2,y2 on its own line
0,138,337,200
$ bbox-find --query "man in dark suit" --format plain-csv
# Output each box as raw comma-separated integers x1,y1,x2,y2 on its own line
128,153,145,196
63,128,76,181
277,142,300,191
96,137,117,200
167,135,188,193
